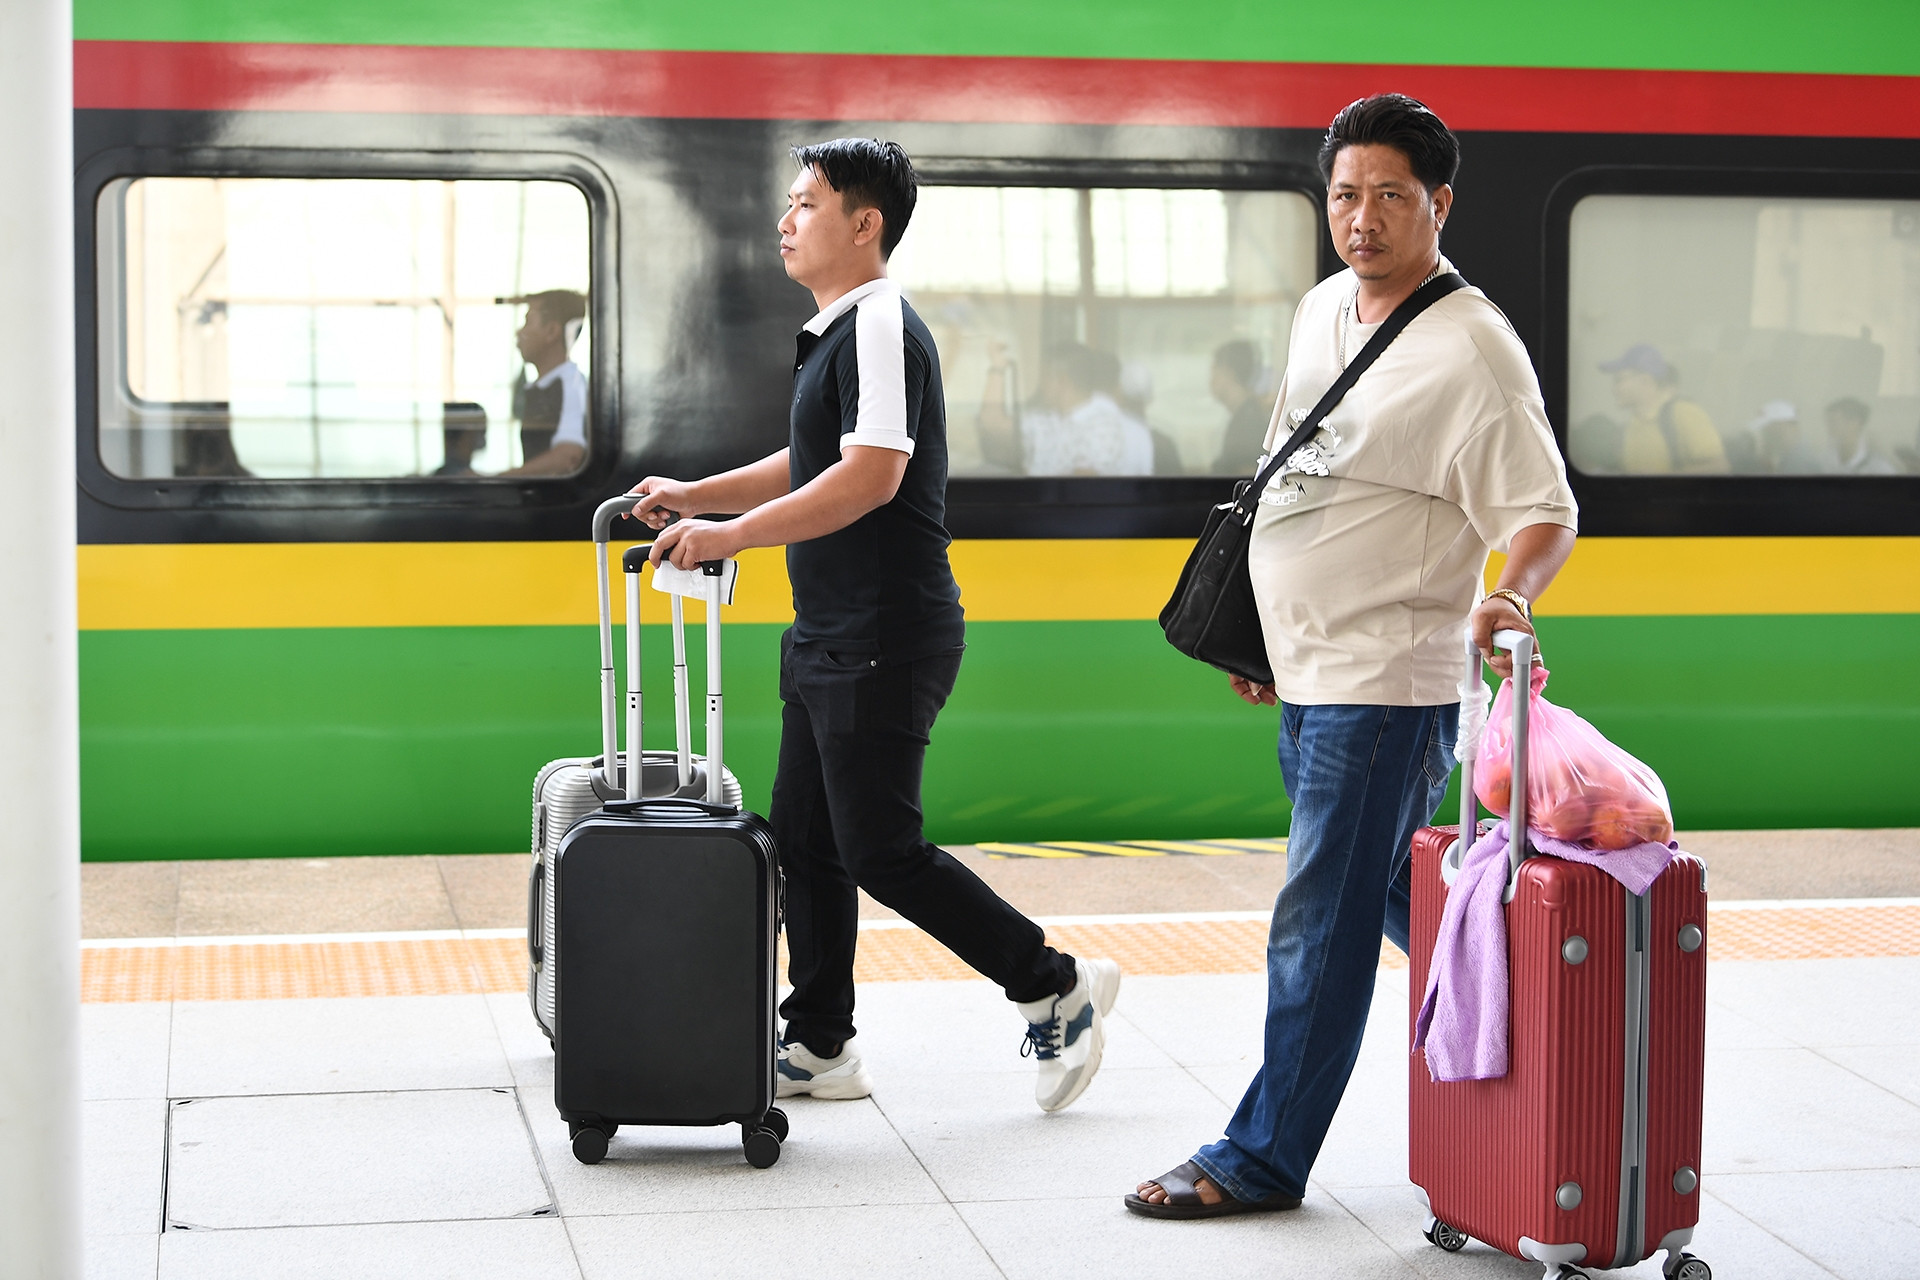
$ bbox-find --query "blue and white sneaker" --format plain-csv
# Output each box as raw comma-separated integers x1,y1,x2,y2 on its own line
1018,958,1122,1113
776,1035,873,1100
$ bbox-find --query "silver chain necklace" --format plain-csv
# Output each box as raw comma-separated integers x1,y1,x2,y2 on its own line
1340,260,1445,367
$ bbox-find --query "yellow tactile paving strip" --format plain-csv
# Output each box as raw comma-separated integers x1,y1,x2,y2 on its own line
82,938,529,1004
977,838,1287,858
78,903,1920,1003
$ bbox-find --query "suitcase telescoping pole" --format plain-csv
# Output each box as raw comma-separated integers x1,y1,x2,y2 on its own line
623,545,645,801
672,595,693,790
591,496,636,797
702,560,726,806
1457,627,1535,903
594,493,739,809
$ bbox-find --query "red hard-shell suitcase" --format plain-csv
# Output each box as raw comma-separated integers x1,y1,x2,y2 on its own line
1408,631,1712,1280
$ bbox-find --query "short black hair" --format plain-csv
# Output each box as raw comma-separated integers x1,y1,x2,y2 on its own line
1047,342,1121,396
1827,396,1872,426
525,289,586,330
1318,94,1461,193
790,137,918,258
1212,339,1258,389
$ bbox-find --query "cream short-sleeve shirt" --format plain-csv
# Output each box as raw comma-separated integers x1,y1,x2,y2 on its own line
1248,261,1577,706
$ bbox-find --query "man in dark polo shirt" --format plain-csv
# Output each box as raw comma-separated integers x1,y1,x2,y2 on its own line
629,138,1118,1113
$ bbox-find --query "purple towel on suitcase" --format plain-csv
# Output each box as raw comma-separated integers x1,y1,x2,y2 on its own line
1413,820,1676,1082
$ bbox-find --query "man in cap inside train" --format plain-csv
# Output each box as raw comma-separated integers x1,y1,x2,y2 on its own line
498,288,589,477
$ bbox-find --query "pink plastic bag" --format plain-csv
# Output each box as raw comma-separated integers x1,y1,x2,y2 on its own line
1472,664,1674,850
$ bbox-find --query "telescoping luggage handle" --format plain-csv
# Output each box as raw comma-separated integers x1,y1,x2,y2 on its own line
590,494,734,807
1453,627,1534,903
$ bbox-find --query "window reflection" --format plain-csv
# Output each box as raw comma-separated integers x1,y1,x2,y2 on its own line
97,176,592,481
1569,195,1920,477
889,186,1317,476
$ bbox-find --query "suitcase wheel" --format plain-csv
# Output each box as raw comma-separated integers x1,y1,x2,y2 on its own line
1666,1256,1711,1280
741,1125,782,1169
762,1106,790,1143
571,1125,614,1165
1422,1219,1468,1252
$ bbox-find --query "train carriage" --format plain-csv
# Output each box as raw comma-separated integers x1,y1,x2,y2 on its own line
71,2,1920,860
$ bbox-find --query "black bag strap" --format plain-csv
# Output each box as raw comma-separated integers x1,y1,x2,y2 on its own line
1237,271,1467,522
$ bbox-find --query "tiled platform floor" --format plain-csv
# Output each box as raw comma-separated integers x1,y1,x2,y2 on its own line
83,941,1920,1278
78,833,1920,1278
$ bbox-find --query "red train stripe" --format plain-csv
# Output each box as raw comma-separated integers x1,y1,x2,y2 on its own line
74,40,1920,138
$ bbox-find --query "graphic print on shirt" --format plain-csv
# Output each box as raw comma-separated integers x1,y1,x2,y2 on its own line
1258,405,1345,508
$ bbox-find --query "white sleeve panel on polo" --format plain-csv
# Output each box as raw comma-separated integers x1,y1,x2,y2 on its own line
841,288,915,457
550,363,588,450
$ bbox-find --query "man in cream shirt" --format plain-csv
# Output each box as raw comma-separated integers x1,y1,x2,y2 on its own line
1130,94,1578,1219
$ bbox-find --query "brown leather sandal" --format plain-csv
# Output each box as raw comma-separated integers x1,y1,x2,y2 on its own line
1123,1159,1303,1220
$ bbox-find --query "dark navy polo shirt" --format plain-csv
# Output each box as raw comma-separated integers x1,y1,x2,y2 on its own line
787,278,964,662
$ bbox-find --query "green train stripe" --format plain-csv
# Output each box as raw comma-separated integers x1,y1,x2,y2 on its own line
76,613,1920,860
72,1,1920,77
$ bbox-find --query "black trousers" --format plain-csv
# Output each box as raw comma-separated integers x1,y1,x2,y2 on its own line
773,634,1076,1053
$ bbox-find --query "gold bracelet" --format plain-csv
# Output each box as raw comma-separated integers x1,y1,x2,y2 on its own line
1485,588,1531,620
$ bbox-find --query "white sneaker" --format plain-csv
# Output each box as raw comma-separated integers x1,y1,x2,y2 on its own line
1017,958,1121,1113
776,1035,873,1099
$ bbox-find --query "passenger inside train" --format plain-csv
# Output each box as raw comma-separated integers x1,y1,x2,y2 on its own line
431,401,488,477
1729,399,1819,475
495,288,590,477
1209,337,1277,474
1600,343,1731,475
977,340,1155,475
1825,395,1900,475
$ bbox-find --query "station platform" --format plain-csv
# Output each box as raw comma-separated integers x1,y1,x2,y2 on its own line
79,830,1920,1279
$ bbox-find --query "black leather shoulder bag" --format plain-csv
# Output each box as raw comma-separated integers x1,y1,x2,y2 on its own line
1157,272,1466,685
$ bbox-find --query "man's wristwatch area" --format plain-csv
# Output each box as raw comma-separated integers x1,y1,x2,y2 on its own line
1484,588,1531,620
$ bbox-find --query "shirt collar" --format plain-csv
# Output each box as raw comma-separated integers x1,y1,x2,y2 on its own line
533,360,576,388
802,277,896,336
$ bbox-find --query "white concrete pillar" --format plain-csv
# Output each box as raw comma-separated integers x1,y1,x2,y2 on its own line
0,0,82,1274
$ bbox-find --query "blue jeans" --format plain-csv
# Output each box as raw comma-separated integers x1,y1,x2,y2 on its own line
1193,701,1458,1203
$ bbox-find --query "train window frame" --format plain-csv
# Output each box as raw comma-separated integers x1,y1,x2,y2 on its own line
1543,166,1920,538
909,158,1336,539
74,147,621,514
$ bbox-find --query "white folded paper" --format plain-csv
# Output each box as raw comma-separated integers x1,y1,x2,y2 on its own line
648,557,738,605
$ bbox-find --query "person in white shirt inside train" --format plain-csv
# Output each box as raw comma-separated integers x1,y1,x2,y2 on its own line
978,340,1154,475
499,288,589,477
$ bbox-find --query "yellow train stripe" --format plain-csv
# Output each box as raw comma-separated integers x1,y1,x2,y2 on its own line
76,535,1920,630
945,539,1190,621
975,842,1086,859
1489,536,1920,617
76,542,794,630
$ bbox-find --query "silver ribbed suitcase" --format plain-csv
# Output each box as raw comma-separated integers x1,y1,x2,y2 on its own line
527,500,741,1039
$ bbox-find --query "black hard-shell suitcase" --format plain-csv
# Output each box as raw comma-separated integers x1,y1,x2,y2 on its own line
550,496,785,1168
526,502,742,1040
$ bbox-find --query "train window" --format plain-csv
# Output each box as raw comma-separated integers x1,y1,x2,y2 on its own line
1569,194,1920,478
95,176,592,481
889,186,1318,477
